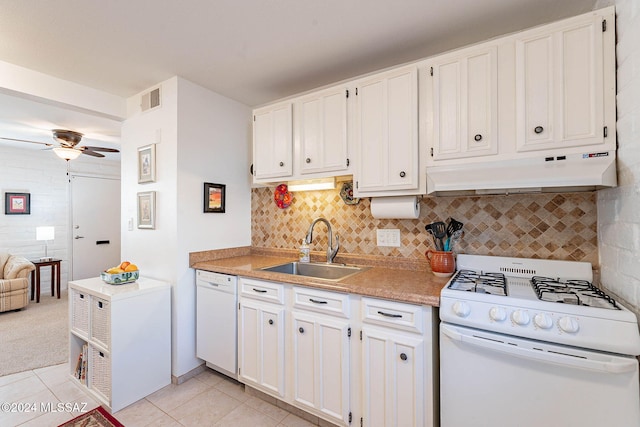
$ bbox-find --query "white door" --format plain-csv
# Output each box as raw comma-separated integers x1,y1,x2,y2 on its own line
71,175,121,280
238,299,285,397
253,102,293,180
355,65,419,195
362,326,425,427
292,311,351,424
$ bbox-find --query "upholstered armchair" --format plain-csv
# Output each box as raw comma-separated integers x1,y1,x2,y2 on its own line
0,253,35,312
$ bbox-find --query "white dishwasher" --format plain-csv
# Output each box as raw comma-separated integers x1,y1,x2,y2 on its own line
196,270,238,379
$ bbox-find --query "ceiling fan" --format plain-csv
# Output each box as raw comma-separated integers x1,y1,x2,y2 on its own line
0,129,120,160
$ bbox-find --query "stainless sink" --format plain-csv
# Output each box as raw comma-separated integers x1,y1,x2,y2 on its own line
260,261,368,281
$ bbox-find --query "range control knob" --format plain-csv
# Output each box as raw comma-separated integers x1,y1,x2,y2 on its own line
452,301,471,318
533,313,553,329
511,310,530,326
558,316,580,333
489,307,507,322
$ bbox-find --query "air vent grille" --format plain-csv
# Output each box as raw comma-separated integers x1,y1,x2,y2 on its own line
141,87,161,112
499,267,536,275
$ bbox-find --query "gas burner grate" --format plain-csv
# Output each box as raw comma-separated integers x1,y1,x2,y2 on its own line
531,276,620,309
448,270,507,296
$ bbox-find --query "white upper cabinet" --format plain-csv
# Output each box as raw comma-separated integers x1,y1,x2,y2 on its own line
515,12,612,153
253,102,293,181
427,45,499,161
354,65,420,196
297,85,350,175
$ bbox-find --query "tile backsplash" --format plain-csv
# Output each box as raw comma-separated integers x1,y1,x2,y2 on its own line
251,186,598,267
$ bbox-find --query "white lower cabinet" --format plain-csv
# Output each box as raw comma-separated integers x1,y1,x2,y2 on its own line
237,278,286,397
360,297,433,427
68,277,171,413
291,287,351,425
235,278,434,427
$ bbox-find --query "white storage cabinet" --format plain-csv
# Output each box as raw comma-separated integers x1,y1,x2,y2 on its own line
354,65,421,196
360,297,434,427
296,84,351,176
426,44,499,162
237,277,286,397
253,101,293,181
68,277,171,412
291,286,352,426
515,10,614,154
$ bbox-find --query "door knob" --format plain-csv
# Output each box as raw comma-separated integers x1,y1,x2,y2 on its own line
74,236,85,239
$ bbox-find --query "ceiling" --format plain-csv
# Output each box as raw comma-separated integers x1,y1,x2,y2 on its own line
0,0,602,156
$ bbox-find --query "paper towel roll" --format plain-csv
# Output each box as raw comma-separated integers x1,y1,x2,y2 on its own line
370,196,420,219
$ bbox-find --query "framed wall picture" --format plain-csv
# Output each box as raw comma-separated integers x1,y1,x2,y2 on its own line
5,192,30,215
138,144,156,183
203,183,225,213
137,191,156,229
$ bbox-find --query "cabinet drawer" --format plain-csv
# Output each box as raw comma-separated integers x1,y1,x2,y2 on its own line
293,286,349,318
361,297,423,333
240,278,284,304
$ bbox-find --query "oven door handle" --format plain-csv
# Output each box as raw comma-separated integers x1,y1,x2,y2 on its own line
441,324,638,374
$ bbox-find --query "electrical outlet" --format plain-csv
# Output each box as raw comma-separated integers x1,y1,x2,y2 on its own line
377,229,401,247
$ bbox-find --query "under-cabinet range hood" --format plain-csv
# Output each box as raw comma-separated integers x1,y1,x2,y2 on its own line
426,151,617,195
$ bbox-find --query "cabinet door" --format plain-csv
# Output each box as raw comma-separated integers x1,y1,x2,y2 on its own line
515,15,605,152
355,65,418,194
298,86,349,175
238,299,285,397
292,311,351,424
362,327,425,427
431,46,498,161
253,103,293,180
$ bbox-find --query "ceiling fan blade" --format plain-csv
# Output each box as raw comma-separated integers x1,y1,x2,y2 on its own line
0,136,53,146
80,146,120,153
81,150,105,158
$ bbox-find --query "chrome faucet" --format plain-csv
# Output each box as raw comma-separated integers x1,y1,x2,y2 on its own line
305,217,340,264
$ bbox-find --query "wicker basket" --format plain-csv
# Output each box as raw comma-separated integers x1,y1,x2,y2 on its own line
71,289,89,337
90,297,110,348
90,346,111,401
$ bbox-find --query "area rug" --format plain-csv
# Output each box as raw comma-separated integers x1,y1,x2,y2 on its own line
58,406,124,427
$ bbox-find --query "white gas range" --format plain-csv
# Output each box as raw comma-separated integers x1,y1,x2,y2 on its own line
439,254,640,427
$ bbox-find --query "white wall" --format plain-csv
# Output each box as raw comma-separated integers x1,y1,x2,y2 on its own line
597,0,640,312
0,145,120,291
122,76,251,377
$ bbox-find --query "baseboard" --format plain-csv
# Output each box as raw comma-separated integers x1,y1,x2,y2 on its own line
171,363,205,385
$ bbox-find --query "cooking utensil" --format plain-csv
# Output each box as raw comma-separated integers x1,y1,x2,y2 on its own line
429,221,447,251
446,218,464,237
446,229,464,251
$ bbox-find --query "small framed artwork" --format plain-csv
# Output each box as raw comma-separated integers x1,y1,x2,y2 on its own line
137,191,156,229
138,144,156,183
5,192,30,215
204,183,225,213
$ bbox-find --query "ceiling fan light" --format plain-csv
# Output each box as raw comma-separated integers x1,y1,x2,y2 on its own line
53,146,82,160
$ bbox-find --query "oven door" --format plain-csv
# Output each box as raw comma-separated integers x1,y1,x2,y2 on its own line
440,323,640,427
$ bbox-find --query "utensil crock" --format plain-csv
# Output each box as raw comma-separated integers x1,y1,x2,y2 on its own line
426,250,455,277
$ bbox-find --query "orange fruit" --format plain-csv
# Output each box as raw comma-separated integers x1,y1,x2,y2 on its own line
119,261,130,269
124,264,138,272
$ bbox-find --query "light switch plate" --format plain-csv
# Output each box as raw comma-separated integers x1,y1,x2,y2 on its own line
377,229,401,247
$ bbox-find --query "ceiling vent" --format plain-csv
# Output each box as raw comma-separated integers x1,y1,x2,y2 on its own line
141,87,161,112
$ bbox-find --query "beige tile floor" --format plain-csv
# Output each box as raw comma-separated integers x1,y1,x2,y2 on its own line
0,363,332,427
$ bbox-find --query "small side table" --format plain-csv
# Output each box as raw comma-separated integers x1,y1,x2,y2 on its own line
30,259,61,303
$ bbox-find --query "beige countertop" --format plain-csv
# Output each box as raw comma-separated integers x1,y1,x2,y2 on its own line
190,247,448,307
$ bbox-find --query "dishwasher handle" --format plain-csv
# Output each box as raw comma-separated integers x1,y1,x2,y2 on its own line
441,324,638,374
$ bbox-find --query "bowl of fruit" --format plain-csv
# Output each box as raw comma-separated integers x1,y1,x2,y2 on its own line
101,261,139,285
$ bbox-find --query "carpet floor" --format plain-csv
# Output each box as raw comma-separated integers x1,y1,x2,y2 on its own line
0,290,68,376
